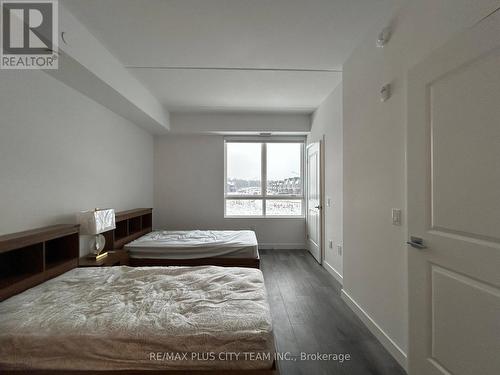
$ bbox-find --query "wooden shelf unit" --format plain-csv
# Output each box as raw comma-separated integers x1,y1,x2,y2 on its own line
0,225,80,301
102,208,153,250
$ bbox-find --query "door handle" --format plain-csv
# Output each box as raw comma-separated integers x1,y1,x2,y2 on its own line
315,205,322,209
407,236,427,249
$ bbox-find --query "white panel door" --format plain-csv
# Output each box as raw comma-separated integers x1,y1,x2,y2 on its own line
307,142,322,263
407,9,500,375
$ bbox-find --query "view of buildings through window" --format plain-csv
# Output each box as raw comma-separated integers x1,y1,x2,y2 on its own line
225,141,303,216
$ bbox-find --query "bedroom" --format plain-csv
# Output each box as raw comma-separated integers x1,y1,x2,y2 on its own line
0,0,499,374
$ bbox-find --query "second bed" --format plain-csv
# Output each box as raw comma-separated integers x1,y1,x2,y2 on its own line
125,230,260,268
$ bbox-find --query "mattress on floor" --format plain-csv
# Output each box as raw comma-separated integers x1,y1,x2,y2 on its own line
125,230,259,259
0,266,274,371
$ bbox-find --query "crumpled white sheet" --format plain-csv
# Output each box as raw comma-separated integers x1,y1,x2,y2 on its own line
0,266,274,371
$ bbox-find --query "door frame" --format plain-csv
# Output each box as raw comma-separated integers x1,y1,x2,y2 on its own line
306,139,325,264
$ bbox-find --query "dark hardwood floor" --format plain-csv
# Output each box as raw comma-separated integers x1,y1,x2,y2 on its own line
260,249,406,375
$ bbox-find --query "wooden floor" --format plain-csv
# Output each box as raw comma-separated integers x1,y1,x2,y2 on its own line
260,250,406,375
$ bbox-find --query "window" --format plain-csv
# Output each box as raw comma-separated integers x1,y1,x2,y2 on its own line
225,139,304,217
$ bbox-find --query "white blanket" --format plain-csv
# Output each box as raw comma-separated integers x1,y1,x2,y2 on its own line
0,266,274,371
125,230,259,259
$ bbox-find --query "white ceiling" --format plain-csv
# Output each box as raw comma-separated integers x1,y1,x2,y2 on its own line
64,0,400,113
129,68,341,112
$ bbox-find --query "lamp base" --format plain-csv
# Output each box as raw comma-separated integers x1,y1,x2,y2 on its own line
88,234,107,260
88,251,108,261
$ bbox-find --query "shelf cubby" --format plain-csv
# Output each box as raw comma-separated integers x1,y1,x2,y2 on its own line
0,243,43,289
128,216,142,235
114,220,128,240
141,213,152,230
45,233,79,270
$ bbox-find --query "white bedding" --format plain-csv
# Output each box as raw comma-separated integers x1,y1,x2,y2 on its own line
125,230,259,260
0,266,274,371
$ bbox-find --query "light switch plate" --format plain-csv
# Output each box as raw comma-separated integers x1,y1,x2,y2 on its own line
392,208,402,226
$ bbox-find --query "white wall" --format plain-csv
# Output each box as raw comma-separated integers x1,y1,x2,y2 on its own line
308,84,343,282
0,70,154,239
342,0,499,368
154,134,306,248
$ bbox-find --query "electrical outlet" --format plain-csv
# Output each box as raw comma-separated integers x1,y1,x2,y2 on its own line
329,240,333,249
337,245,343,256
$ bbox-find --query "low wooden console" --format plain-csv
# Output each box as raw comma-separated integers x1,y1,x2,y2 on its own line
0,224,79,302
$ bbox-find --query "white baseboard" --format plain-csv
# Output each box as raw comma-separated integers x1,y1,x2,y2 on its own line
341,289,408,371
323,261,343,285
259,243,305,250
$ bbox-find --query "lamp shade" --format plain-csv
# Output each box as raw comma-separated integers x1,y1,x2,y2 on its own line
78,209,116,235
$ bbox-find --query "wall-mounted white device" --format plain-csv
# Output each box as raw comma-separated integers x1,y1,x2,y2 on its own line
377,26,392,48
380,84,392,102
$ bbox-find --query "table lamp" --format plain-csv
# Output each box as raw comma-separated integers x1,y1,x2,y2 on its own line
78,208,116,260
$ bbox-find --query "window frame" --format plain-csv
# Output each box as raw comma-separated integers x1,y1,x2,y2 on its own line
224,137,305,218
